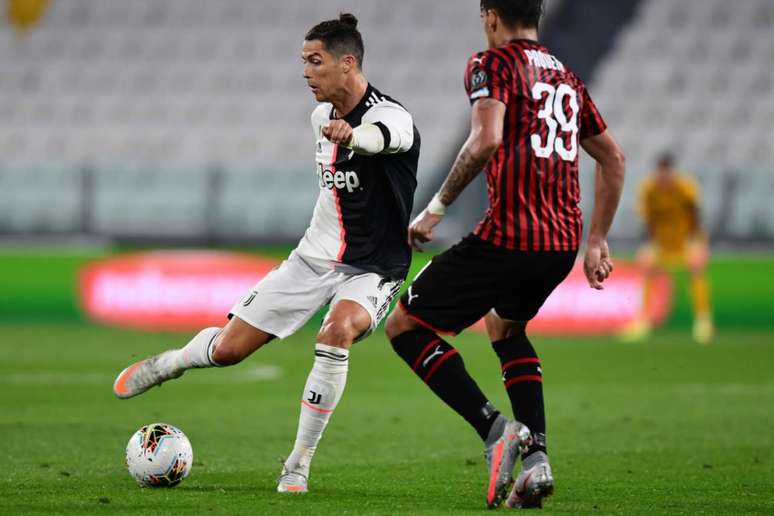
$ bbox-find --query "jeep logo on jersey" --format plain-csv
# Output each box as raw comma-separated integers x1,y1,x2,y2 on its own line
318,167,361,193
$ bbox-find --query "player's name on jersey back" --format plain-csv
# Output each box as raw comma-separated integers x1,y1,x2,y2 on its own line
524,49,565,72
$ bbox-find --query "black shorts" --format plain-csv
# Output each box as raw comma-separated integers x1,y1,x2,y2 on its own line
399,234,577,335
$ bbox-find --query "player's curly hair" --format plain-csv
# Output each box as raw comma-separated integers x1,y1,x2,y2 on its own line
480,0,544,28
305,13,364,68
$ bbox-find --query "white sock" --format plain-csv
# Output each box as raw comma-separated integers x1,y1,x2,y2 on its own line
285,343,349,474
156,327,222,372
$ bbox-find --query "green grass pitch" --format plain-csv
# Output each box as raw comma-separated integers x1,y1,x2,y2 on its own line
1,251,773,514
1,323,772,515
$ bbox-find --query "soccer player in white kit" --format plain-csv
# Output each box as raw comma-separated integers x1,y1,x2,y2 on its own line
112,13,420,494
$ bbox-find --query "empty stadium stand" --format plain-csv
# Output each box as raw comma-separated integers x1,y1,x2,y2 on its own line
0,0,771,244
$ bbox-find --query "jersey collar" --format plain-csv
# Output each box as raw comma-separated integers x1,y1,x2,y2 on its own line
509,37,540,45
330,83,375,125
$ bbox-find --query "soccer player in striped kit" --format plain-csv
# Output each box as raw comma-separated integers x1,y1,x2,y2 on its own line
113,13,420,494
386,0,625,509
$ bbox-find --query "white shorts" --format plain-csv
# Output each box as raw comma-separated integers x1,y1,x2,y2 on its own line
229,251,402,342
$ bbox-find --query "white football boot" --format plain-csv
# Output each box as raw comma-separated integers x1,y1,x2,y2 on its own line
113,351,184,399
505,452,554,509
277,460,309,494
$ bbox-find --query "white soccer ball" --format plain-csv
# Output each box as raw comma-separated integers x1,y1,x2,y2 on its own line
125,422,193,488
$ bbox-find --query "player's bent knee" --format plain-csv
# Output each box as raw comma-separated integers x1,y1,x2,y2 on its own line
385,308,415,340
318,318,359,349
504,321,527,339
485,312,527,341
512,318,527,332
384,311,400,340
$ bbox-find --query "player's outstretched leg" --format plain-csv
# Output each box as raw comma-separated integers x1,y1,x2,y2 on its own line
113,317,272,399
113,327,220,399
386,314,530,508
278,301,366,494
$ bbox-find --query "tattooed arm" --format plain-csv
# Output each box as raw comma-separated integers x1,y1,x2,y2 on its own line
408,98,506,251
438,99,505,205
438,147,492,206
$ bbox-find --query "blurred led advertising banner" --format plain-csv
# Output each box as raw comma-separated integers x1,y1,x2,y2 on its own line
473,261,672,335
79,251,279,331
80,253,671,335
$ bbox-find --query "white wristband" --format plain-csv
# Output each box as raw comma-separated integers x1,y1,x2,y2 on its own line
426,193,447,216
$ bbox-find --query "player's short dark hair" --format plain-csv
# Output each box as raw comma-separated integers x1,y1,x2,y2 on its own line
480,0,544,28
305,13,364,68
657,151,675,168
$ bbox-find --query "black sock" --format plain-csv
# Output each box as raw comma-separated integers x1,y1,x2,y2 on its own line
391,328,500,441
492,331,547,457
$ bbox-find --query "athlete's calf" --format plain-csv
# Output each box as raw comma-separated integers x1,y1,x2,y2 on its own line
385,306,530,508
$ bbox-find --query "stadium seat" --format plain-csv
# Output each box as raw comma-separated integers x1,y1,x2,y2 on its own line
0,0,769,242
588,0,774,241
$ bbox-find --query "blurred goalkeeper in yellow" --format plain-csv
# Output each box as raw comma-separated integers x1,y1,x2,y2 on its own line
623,152,714,344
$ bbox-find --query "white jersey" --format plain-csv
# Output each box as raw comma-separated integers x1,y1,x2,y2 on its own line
295,84,420,279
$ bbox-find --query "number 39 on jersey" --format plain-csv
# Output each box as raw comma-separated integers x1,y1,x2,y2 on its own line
530,82,579,162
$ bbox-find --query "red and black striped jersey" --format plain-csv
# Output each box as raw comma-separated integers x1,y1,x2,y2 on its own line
464,39,607,251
